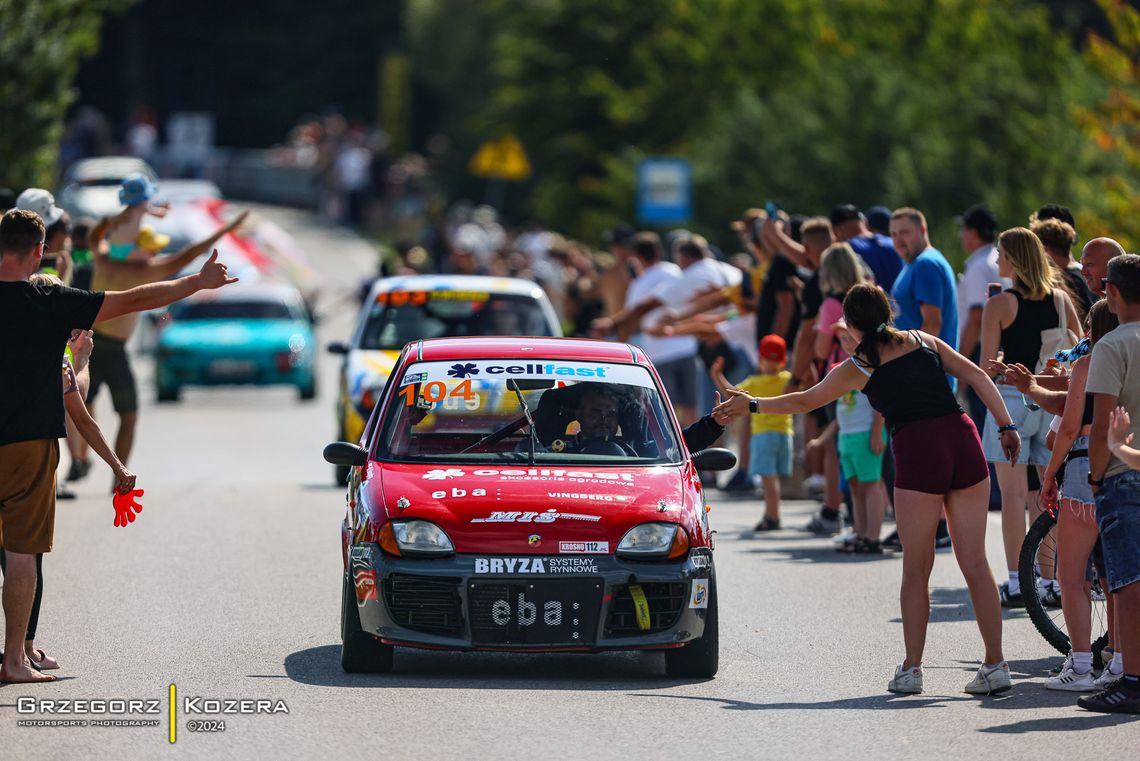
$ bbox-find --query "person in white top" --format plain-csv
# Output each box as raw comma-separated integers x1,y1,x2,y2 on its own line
957,204,1007,428
591,232,701,425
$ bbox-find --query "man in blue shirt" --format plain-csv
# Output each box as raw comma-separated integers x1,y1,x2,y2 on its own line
889,207,958,349
830,204,904,292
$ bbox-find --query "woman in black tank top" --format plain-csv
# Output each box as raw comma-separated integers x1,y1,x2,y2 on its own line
715,283,1020,695
979,227,1080,609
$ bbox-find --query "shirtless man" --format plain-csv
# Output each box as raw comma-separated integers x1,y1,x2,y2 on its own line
82,210,249,468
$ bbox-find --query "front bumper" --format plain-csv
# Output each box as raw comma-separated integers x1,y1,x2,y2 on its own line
347,546,714,652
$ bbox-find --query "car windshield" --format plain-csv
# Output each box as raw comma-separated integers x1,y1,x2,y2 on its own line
376,359,683,465
172,301,295,321
359,290,553,350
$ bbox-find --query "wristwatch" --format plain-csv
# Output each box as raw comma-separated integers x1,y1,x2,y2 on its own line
749,398,760,414
1088,474,1104,487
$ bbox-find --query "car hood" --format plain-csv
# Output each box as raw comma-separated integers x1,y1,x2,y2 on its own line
373,462,690,554
160,319,311,350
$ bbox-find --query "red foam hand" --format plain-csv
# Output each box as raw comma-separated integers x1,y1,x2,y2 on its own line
113,488,145,527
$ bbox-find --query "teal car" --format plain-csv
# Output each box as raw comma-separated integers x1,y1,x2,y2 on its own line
155,283,316,402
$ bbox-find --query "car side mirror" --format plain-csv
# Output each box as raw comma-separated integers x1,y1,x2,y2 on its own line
691,448,737,471
327,341,349,355
324,442,367,467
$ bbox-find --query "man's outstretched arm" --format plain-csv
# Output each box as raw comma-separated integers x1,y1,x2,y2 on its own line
95,250,237,323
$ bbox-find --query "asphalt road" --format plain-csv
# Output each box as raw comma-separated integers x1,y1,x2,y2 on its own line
1,206,1136,760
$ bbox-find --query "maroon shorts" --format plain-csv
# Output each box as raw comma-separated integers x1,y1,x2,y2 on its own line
892,412,989,495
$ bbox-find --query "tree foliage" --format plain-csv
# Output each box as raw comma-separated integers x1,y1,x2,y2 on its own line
1074,0,1140,251
409,0,1139,263
0,0,133,190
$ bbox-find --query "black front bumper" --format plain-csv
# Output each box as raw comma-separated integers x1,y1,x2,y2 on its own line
347,545,714,651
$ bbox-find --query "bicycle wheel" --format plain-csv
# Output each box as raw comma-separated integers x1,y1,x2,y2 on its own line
1019,509,1110,666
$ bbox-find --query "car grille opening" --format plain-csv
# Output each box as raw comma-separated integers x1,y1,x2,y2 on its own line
383,574,464,637
605,582,687,637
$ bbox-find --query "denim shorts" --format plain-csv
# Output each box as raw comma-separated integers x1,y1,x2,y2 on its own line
1094,470,1140,592
982,385,1050,466
749,432,793,477
1061,436,1093,504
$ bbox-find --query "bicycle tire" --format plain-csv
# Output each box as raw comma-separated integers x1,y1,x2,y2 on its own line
1020,509,1110,666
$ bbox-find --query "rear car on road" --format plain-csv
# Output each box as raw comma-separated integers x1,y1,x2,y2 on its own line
155,282,316,401
324,337,733,677
327,275,562,483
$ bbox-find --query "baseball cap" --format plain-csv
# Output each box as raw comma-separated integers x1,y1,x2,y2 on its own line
759,334,787,364
865,205,892,235
602,223,635,247
119,173,159,206
829,203,863,228
1033,203,1075,229
957,204,998,235
15,188,65,226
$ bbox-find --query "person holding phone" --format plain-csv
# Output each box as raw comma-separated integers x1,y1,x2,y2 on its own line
716,283,1020,695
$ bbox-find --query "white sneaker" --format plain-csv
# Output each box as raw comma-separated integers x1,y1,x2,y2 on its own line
804,474,825,496
1094,668,1123,690
888,663,923,694
1045,656,1096,692
833,529,858,547
965,661,1012,695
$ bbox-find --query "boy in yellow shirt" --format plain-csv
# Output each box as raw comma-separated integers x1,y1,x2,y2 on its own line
714,334,793,531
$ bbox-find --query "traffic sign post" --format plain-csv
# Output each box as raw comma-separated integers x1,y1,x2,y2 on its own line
636,157,692,225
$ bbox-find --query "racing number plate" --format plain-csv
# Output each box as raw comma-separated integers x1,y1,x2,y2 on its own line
468,579,602,645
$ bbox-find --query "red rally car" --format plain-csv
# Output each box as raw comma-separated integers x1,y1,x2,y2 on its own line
325,337,735,677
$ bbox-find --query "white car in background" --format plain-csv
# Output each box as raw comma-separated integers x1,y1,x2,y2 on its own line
326,275,563,484
58,156,158,219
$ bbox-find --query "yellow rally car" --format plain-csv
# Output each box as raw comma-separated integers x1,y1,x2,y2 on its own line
327,275,562,483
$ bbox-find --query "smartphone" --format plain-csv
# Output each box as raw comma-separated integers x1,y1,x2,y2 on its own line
987,283,1002,298
765,200,781,220
39,255,59,272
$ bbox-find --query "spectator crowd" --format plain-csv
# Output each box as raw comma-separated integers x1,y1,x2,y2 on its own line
4,169,1140,713
366,196,1140,712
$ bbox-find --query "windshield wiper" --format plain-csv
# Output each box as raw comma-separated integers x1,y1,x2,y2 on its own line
509,381,540,465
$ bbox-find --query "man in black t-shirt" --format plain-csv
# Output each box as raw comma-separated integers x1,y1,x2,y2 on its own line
754,218,801,347
0,209,237,684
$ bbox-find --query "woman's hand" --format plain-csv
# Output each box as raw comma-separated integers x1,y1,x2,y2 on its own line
1109,406,1134,452
1040,477,1059,511
1000,428,1022,464
714,387,753,419
710,391,739,426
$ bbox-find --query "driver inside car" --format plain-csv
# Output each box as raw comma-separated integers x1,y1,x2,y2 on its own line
556,387,640,456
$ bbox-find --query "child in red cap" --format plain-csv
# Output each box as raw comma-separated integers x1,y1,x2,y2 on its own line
712,334,792,530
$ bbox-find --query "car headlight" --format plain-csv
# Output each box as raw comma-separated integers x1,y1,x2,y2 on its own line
380,520,454,557
617,522,690,560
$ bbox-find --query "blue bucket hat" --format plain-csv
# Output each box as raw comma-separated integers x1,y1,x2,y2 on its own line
119,173,158,206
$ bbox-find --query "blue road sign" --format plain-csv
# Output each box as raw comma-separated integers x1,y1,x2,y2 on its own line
636,158,692,224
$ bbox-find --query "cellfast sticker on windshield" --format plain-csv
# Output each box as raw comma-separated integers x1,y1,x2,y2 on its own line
399,360,654,388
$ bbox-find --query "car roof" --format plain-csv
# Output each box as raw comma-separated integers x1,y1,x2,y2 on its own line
414,337,648,364
65,156,157,183
182,282,304,304
368,274,546,299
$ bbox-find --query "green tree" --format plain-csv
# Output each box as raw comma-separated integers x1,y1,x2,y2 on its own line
1074,0,1140,251
0,0,133,191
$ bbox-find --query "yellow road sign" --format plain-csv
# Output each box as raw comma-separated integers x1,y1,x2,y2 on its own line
469,133,532,181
